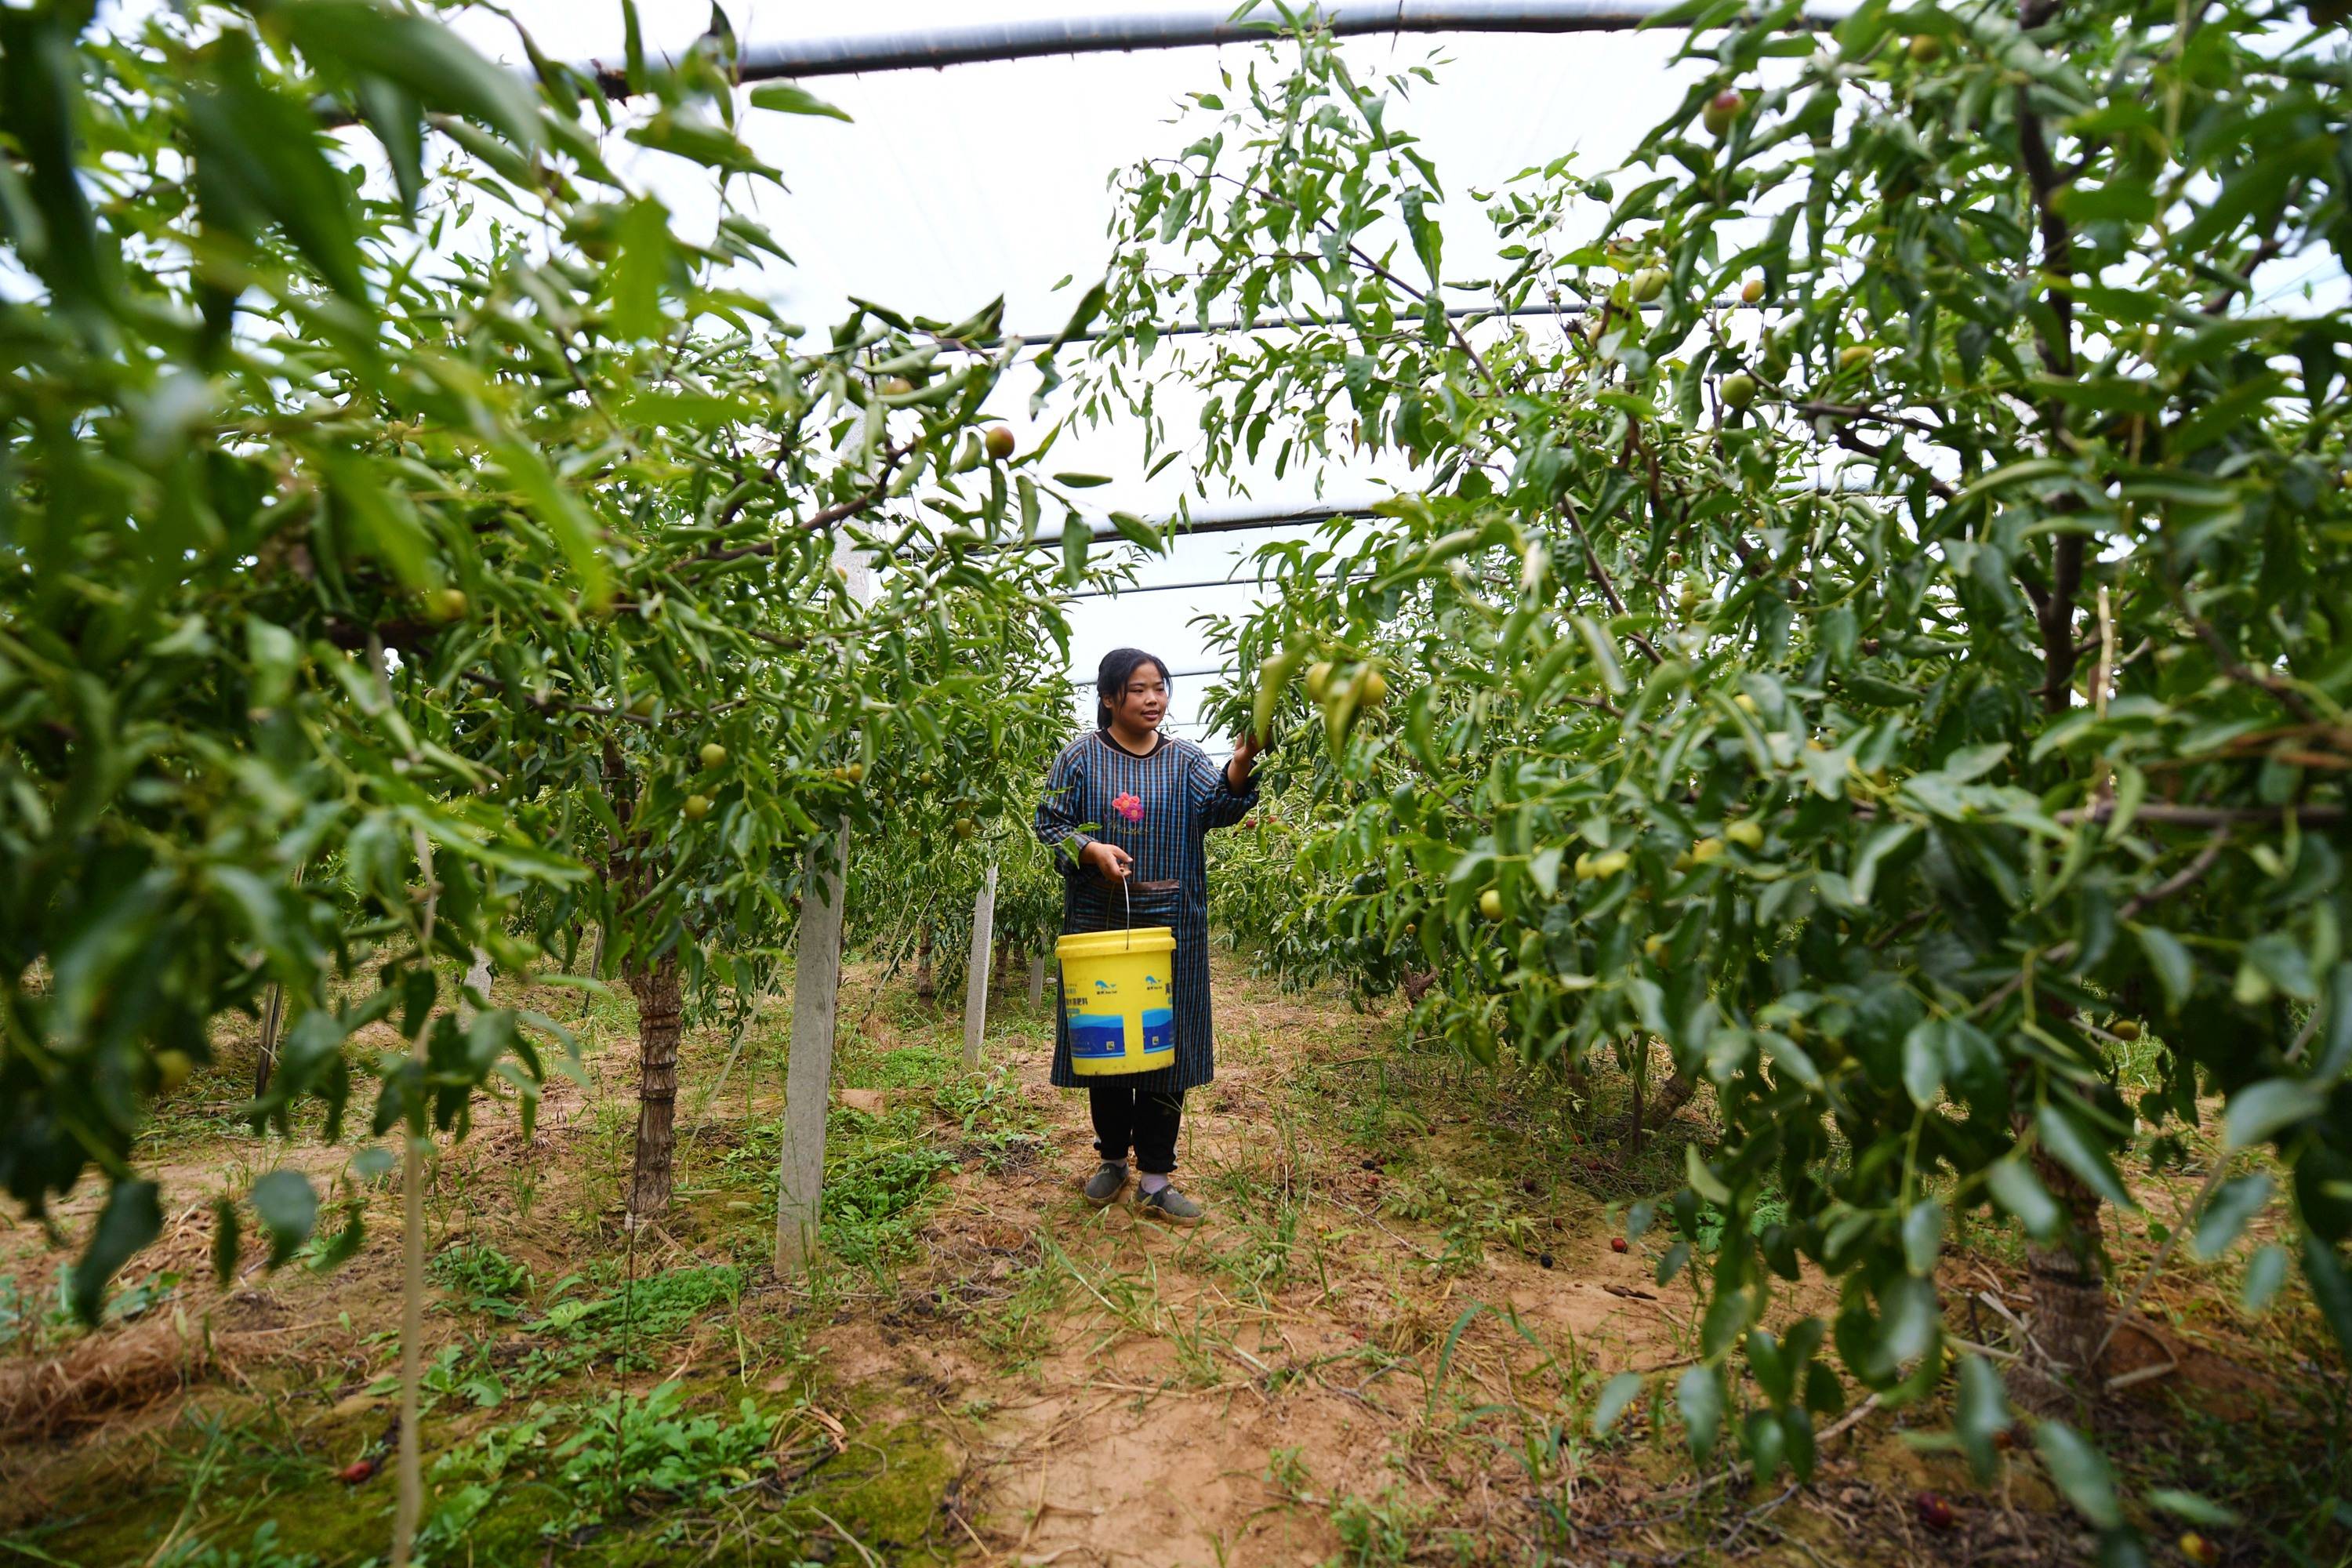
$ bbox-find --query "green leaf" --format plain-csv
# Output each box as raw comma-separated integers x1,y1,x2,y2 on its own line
71,1180,162,1324
1054,473,1113,488
1685,1143,1732,1205
2245,933,2319,1003
748,82,852,122
627,109,782,181
492,442,611,610
1048,278,1109,354
1954,1354,2009,1484
2241,1244,2288,1312
2222,1079,2321,1153
186,32,367,301
1847,822,1914,906
607,196,673,341
252,1168,319,1267
320,450,436,590
1106,510,1165,553
274,2,541,149
1900,1019,1945,1107
1902,1199,1944,1276
2146,1490,2241,1528
620,0,648,90
2191,1174,2272,1262
2132,926,2195,1014
1059,516,1090,586
1570,614,1627,696
354,76,423,216
2035,1101,2135,1210
1592,1370,1644,1436
1987,1158,2061,1240
1676,1364,1723,1461
2300,1232,2352,1363
2034,1420,2122,1530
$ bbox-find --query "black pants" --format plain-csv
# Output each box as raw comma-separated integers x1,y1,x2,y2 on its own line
1089,1085,1184,1174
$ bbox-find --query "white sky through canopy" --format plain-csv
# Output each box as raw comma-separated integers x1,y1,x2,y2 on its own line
452,3,1700,750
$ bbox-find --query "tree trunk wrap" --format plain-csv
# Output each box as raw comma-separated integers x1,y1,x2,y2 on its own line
2024,1145,2107,1387
963,866,999,1069
626,952,684,1220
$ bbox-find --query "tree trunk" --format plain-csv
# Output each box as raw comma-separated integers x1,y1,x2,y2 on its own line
1650,1069,1697,1124
625,952,683,1222
777,836,849,1275
963,866,998,1070
2024,1146,2107,1390
252,982,285,1099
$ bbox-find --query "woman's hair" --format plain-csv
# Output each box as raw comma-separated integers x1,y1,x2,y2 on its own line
1094,648,1171,731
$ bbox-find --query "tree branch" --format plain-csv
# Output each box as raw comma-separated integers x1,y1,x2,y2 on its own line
1557,496,1664,666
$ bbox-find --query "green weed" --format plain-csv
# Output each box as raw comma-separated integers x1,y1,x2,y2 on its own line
425,1381,779,1544
1380,1167,1537,1272
430,1241,534,1317
1328,1487,1429,1567
154,1521,321,1568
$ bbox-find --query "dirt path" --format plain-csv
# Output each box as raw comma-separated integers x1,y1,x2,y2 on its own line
826,961,1682,1566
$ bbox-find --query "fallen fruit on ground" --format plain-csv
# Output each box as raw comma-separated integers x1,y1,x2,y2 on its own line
154,1051,194,1094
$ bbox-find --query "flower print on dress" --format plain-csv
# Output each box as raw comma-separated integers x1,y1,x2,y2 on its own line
1111,792,1145,825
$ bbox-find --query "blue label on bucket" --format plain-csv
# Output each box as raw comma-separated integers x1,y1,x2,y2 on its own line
1069,1014,1127,1059
1141,1007,1174,1057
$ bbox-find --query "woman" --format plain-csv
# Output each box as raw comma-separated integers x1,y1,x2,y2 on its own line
1033,648,1261,1221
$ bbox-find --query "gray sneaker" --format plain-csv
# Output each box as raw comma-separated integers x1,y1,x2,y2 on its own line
1083,1161,1130,1207
1135,1185,1203,1224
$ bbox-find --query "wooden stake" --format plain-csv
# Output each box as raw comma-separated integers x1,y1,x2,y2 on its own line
775,833,849,1276
963,866,999,1069
1029,954,1047,1010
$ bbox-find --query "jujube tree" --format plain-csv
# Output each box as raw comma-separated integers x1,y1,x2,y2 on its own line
1088,0,2352,1534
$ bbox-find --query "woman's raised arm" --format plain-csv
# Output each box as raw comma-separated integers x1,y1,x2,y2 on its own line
1192,736,1260,830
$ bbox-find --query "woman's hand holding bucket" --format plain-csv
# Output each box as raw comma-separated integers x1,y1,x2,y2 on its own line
1082,840,1134,882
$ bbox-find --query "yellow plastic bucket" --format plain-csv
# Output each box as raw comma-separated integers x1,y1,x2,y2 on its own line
1058,926,1178,1077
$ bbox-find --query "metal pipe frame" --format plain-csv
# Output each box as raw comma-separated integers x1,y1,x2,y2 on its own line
587,1,1846,94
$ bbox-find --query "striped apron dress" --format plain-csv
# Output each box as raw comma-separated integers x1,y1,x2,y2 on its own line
1033,730,1258,1093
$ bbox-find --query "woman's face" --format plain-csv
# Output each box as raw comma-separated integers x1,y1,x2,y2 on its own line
1109,666,1169,730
